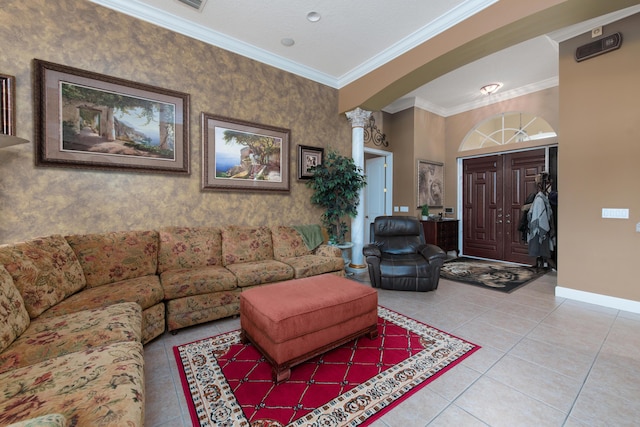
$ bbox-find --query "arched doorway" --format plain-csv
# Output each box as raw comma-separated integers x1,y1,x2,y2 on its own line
364,147,393,244
459,112,557,265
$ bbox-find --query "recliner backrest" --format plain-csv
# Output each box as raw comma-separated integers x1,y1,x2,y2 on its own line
371,216,424,255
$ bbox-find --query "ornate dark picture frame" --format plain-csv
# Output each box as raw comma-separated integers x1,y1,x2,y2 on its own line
297,144,324,180
34,59,190,174
202,113,290,192
1,73,16,136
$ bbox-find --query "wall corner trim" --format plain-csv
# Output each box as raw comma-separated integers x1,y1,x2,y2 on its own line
555,286,640,314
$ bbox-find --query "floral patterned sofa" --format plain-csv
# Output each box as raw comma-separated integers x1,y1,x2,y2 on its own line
0,224,343,426
158,225,345,332
0,236,145,426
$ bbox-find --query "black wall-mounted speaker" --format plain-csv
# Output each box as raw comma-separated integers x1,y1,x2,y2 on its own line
575,32,622,62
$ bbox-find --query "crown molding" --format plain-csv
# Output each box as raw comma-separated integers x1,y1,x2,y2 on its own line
336,0,497,87
89,0,338,87
90,0,496,89
548,4,640,42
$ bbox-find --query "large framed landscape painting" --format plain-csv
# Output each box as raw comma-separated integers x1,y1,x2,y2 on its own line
202,113,290,192
34,59,190,174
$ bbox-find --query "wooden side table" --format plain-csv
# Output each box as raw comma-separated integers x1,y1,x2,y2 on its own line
421,219,459,255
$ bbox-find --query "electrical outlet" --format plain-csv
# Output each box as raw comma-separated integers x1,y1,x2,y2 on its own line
393,206,399,212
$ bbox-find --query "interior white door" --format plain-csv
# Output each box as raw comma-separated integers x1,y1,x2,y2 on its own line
365,156,386,244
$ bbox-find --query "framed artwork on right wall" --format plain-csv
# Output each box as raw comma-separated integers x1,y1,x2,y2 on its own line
417,159,444,209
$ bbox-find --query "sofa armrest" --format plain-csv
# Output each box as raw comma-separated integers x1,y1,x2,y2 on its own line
418,244,447,264
313,244,342,258
363,243,382,258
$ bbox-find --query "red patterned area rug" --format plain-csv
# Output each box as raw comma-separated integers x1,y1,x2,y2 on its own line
174,306,480,427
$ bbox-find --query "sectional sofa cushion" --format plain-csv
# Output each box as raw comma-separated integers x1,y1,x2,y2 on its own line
0,265,30,353
165,290,240,332
157,226,223,273
0,302,141,375
271,226,344,278
161,266,237,299
65,230,158,288
38,275,163,318
0,341,144,427
277,255,344,279
221,226,274,265
225,260,294,288
0,235,86,318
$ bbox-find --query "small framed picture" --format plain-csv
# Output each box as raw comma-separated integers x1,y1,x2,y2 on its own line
297,145,324,180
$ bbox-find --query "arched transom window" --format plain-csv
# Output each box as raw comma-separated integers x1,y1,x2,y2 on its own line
460,112,556,151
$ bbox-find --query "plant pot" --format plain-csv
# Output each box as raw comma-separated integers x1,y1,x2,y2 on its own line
421,216,429,221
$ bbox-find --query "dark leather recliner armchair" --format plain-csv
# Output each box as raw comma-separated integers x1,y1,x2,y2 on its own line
363,216,447,292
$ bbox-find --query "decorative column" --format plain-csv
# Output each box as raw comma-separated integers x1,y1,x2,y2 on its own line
345,107,371,272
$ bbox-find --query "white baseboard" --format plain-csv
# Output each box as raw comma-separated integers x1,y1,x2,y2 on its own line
556,286,640,314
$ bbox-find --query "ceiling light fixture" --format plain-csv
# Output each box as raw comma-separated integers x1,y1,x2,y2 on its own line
281,38,295,47
480,82,503,95
306,11,321,22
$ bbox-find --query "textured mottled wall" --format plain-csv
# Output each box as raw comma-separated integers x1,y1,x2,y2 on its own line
0,0,351,243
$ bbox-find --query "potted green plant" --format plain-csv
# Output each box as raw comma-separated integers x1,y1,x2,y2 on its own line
420,204,430,220
306,149,367,245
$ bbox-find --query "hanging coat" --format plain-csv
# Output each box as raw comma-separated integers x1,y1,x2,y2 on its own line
527,191,555,258
517,192,537,242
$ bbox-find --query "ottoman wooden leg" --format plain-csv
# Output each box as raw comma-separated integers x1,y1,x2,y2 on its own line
368,325,379,340
273,366,291,384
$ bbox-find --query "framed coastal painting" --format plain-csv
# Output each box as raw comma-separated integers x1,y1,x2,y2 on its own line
34,59,190,174
297,144,323,180
417,159,444,208
201,113,290,192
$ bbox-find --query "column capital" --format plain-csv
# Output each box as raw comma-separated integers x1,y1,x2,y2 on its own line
345,107,372,128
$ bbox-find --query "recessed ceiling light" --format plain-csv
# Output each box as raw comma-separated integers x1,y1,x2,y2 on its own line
307,11,321,22
480,83,503,95
281,38,295,47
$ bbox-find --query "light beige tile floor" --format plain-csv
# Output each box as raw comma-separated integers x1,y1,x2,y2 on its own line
144,270,640,426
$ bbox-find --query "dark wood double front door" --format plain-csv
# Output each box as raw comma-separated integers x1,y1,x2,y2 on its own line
462,149,545,264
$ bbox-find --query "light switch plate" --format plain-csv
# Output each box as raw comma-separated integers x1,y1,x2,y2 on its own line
602,208,629,219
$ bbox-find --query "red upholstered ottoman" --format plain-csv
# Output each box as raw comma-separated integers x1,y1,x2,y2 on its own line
240,273,378,383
